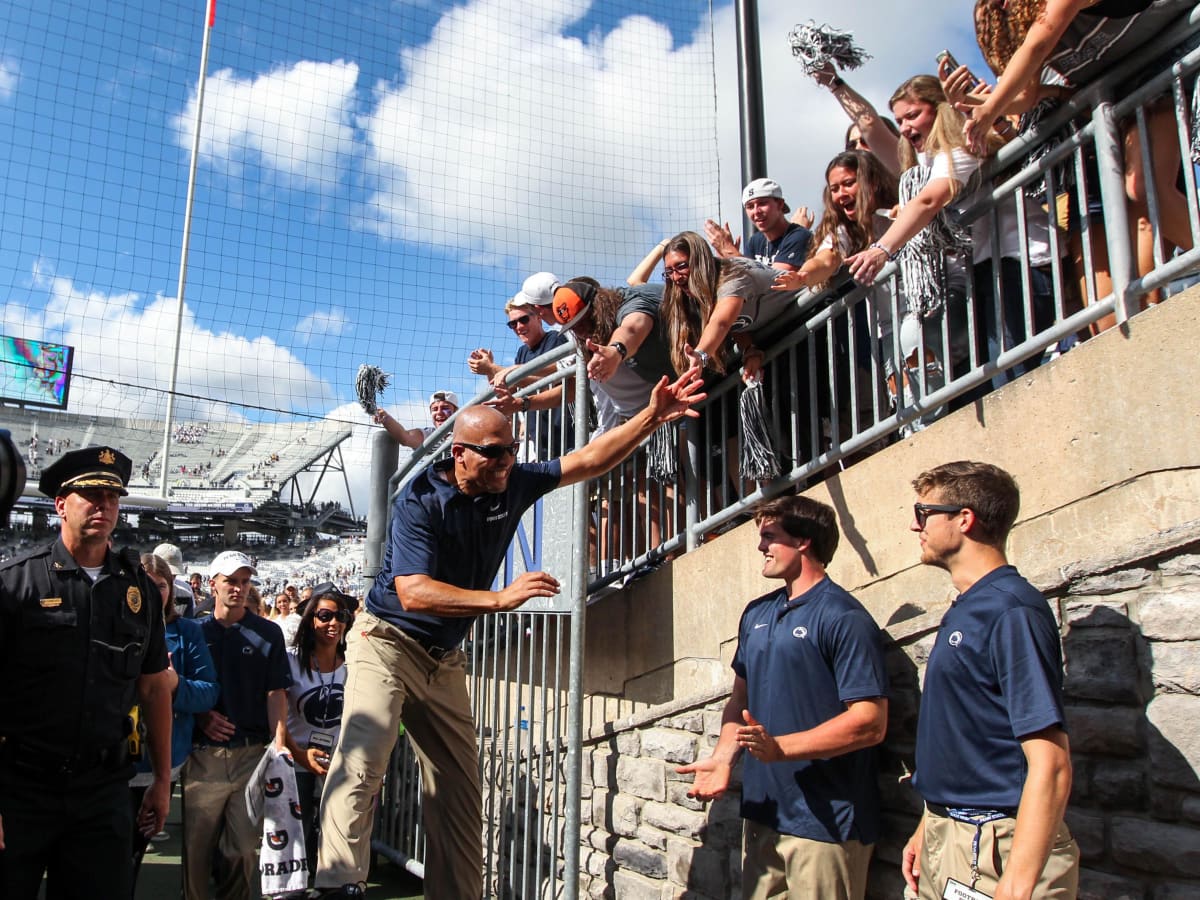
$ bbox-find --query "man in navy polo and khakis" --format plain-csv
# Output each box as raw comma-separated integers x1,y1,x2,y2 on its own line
903,461,1079,900
678,494,888,899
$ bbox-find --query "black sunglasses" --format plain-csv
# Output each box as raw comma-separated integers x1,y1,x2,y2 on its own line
506,314,532,331
313,608,352,624
455,441,519,460
913,503,963,528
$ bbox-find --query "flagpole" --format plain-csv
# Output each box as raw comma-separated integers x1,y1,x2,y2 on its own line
159,0,217,498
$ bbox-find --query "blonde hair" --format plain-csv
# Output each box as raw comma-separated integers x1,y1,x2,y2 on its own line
659,231,751,375
889,75,1005,183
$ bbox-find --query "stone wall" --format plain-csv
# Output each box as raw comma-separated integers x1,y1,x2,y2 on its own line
572,529,1200,899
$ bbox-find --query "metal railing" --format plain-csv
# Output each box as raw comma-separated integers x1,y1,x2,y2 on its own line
366,10,1200,896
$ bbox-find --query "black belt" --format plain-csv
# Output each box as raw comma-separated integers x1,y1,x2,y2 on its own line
926,802,1017,820
403,630,457,661
195,735,264,750
0,735,128,778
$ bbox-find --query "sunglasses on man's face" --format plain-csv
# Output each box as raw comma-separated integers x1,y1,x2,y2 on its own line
506,315,532,331
313,608,352,624
913,503,964,528
455,441,519,460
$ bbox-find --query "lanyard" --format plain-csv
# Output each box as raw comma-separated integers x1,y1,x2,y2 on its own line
946,807,1009,889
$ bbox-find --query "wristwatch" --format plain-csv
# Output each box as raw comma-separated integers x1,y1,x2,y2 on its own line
520,396,532,413
610,341,628,360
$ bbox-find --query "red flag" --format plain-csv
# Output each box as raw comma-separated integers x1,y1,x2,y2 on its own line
208,0,216,27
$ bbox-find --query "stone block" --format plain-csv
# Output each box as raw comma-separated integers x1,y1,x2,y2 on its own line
1140,586,1200,642
1091,761,1147,809
1064,630,1144,704
636,824,667,851
1146,694,1200,791
1159,554,1200,577
1065,808,1106,862
617,756,667,801
1151,640,1200,694
641,728,698,765
1068,568,1152,596
587,876,613,900
612,869,662,900
1064,596,1132,626
1076,867,1145,900
1155,882,1200,899
666,837,726,894
594,750,617,790
642,801,708,840
616,730,640,757
666,711,705,733
612,838,668,880
585,848,613,878
702,710,724,740
667,781,707,812
591,789,610,830
1064,705,1143,757
611,793,642,838
1111,816,1200,876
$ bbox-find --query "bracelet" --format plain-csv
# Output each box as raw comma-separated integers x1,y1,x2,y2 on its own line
695,348,711,369
610,341,628,360
520,396,532,413
869,241,897,262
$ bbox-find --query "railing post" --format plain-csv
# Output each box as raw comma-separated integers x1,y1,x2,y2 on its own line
562,344,589,900
363,427,398,595
684,419,700,552
1092,97,1137,324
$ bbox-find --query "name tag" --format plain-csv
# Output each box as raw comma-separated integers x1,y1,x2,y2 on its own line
943,879,991,900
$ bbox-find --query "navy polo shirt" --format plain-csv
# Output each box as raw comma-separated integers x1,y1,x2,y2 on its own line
745,222,812,269
201,611,291,745
913,565,1066,810
367,458,562,648
731,578,887,844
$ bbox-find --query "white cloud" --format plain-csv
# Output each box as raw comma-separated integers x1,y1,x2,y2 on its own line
297,308,349,344
177,59,360,189
0,260,337,421
0,59,17,101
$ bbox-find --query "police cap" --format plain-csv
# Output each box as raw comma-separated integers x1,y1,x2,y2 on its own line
38,445,132,497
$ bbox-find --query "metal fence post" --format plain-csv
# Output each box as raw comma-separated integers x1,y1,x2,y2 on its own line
561,345,589,900
683,419,701,552
1091,97,1137,324
363,427,398,595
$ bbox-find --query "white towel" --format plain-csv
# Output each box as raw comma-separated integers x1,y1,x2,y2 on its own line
244,744,308,897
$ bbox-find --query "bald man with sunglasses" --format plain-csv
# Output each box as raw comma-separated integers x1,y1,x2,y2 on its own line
314,371,705,899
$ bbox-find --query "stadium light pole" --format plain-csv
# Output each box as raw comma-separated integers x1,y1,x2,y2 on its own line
735,0,767,237
158,0,217,498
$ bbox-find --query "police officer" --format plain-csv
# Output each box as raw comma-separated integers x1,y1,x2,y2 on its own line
0,446,172,899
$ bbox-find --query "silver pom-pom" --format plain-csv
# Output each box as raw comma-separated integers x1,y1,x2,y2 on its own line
739,381,780,482
788,21,872,76
355,364,390,416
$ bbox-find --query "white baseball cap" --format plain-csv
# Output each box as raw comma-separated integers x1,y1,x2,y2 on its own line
210,550,258,578
742,178,789,213
153,542,185,576
510,271,560,307
429,390,459,408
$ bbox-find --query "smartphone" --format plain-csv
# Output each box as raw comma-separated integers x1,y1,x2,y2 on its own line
935,50,982,90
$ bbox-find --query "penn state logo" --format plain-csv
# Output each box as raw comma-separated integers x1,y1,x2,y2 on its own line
264,777,284,798
733,314,753,332
281,752,295,768
948,631,963,647
266,831,290,851
298,683,345,729
291,799,304,819
792,626,808,639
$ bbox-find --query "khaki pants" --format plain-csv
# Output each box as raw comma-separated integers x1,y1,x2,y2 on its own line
315,612,481,900
742,820,873,900
182,743,264,900
918,809,1079,899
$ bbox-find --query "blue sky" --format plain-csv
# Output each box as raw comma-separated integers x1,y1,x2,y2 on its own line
0,0,983,504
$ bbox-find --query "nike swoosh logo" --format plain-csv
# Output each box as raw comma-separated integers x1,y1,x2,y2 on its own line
754,623,768,629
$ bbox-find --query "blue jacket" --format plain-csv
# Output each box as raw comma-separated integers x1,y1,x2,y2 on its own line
137,616,220,772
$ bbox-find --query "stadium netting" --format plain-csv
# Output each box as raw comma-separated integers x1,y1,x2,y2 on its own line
0,0,724,506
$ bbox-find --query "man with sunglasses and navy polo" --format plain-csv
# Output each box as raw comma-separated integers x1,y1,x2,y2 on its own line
314,368,705,899
902,461,1078,900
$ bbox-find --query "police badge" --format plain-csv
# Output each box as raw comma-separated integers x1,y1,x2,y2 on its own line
126,585,142,614
99,448,117,466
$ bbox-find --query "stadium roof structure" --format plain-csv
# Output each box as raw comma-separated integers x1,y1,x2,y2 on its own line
5,405,360,539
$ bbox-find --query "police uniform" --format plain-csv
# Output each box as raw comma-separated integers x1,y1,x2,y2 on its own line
0,447,168,899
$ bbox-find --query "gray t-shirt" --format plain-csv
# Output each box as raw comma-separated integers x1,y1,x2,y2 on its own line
717,261,790,335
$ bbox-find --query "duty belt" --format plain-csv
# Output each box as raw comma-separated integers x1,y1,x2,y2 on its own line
0,735,128,778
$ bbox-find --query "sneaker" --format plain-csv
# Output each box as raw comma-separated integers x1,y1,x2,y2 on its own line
149,830,170,843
